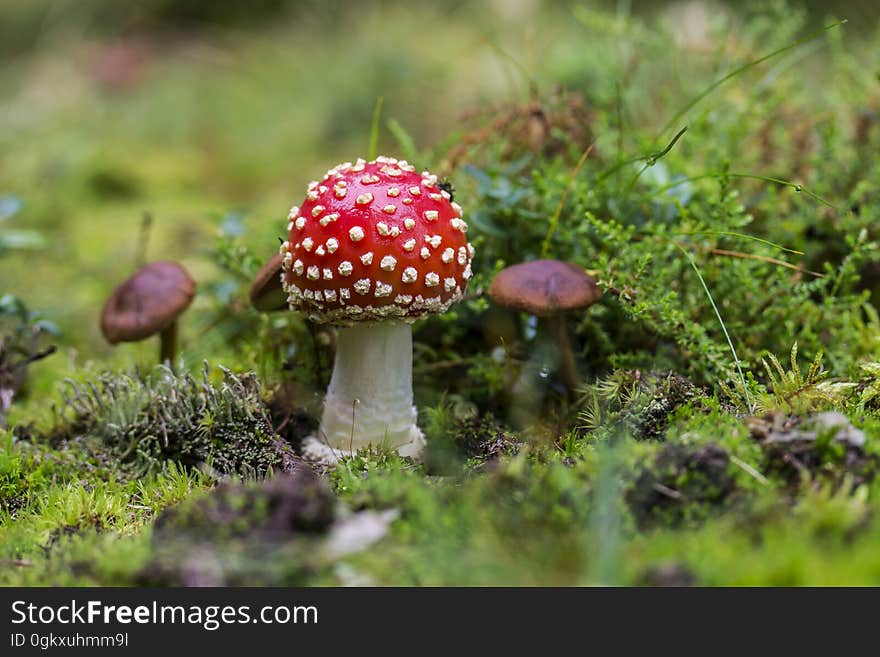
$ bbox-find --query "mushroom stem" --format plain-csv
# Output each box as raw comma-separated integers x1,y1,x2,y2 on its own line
545,314,580,399
318,321,423,456
159,321,177,365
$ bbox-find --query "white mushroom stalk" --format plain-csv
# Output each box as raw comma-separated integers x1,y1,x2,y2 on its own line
312,321,424,459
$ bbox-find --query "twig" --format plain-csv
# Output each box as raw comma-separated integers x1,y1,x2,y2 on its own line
653,482,685,501
729,454,770,486
706,247,823,278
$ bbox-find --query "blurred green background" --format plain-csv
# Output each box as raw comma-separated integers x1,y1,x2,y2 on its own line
0,0,876,370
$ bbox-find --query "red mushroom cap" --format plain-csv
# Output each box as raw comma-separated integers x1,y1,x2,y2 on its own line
280,156,474,324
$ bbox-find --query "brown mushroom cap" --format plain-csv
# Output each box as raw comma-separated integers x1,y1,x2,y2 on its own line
487,259,601,316
100,261,196,343
249,253,287,312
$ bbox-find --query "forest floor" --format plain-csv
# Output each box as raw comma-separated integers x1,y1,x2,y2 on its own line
2,2,880,585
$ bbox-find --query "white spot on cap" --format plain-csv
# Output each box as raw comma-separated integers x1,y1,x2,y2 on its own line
402,267,418,283
356,193,374,205
467,243,475,257
403,239,416,252
283,252,293,267
340,288,351,300
361,252,374,265
451,218,468,233
375,282,393,297
395,294,412,305
319,212,339,227
287,221,294,231
334,186,347,199
383,204,396,214
307,266,320,280
403,198,413,205
302,237,314,251
354,279,371,295
361,174,379,184
316,245,326,256
425,272,440,287
420,247,431,260
380,255,397,271
404,218,415,230
352,159,366,172
425,234,442,248
424,210,439,222
324,290,338,302
388,187,400,197
409,187,421,196
463,264,473,280
280,241,290,253
458,246,467,264
444,277,457,292
441,248,454,263
318,186,327,194
295,216,306,230
326,238,339,254
338,261,353,276
349,226,365,242
323,268,333,280
429,193,442,201
377,222,390,236
293,259,304,275
307,190,319,201
314,290,323,301
451,202,463,216
288,205,300,219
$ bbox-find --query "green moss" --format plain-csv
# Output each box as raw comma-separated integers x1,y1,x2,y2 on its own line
49,364,293,477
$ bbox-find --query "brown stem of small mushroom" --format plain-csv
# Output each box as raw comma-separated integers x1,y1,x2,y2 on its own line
545,314,579,400
159,321,177,365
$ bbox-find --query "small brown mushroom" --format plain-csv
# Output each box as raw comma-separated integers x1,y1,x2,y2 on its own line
249,253,287,312
488,259,601,398
100,261,196,363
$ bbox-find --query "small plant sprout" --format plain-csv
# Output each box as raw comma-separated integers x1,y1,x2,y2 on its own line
488,259,601,398
100,261,196,364
249,253,287,312
280,156,474,462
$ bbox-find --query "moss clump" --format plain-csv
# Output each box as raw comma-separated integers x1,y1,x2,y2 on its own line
152,467,335,541
453,414,521,462
140,468,336,586
578,371,707,443
748,412,877,490
627,442,737,528
50,364,293,477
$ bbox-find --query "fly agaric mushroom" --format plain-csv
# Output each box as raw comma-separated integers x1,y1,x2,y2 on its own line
249,253,287,312
488,259,600,398
280,156,474,461
100,260,196,363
